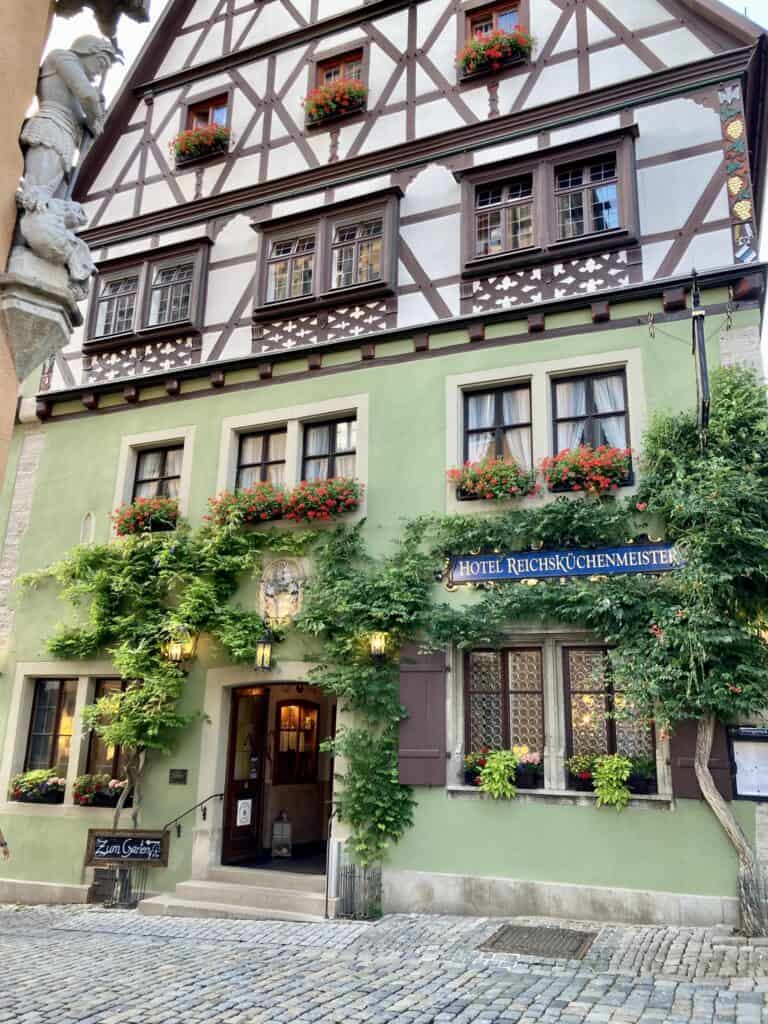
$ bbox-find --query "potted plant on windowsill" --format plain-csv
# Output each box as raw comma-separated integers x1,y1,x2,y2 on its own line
207,484,286,529
9,769,66,804
457,28,534,81
628,755,657,795
303,79,368,127
284,478,363,522
73,774,131,807
540,446,632,496
565,753,596,791
112,496,179,536
514,747,544,789
171,124,231,166
463,749,489,785
448,456,539,502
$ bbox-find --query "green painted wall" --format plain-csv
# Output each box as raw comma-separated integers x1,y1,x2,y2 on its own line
388,789,756,898
0,298,760,896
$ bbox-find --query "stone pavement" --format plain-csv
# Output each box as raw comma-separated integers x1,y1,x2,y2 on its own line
1,906,768,1023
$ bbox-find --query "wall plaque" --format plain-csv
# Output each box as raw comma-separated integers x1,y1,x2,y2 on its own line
448,543,681,586
729,727,768,800
168,769,188,785
85,829,169,867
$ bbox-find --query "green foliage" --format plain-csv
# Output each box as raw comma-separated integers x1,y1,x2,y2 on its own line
565,753,596,778
9,769,66,800
479,749,519,800
593,754,632,811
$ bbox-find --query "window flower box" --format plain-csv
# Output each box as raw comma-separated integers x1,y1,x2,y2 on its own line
284,478,363,522
171,125,230,166
112,496,179,536
207,483,286,529
73,774,131,808
628,756,657,795
515,749,543,789
303,79,367,128
457,29,533,81
9,769,66,804
566,754,596,791
540,446,632,496
463,749,488,786
448,457,538,502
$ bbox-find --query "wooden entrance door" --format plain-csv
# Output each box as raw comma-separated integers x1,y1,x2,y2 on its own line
222,686,269,866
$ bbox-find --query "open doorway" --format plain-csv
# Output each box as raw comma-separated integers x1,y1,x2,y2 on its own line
222,683,336,872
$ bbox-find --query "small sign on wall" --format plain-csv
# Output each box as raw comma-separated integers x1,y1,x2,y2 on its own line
237,799,253,827
730,728,768,800
168,769,188,785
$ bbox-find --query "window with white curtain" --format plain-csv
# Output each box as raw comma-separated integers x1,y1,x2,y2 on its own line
463,384,532,468
552,371,628,453
302,418,357,481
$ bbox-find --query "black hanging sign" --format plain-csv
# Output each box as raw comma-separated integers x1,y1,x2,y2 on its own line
85,829,170,867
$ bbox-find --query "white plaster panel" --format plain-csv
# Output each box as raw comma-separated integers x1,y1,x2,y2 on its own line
91,131,142,192
589,46,652,90
401,212,460,279
376,10,409,53
159,225,211,248
334,176,391,202
437,284,461,318
269,193,326,219
359,110,406,153
368,49,399,108
429,17,459,89
232,107,262,150
221,325,252,359
586,9,615,45
205,264,254,326
461,83,492,121
268,141,307,181
704,186,730,224
637,150,722,235
200,330,220,362
157,28,200,77
140,180,177,216
417,0,448,48
552,12,578,56
99,188,135,225
216,151,262,194
195,18,225,64
523,60,579,110
314,0,360,17
497,74,527,115
119,153,141,186
239,60,269,96
103,237,152,260
144,149,162,180
184,0,219,27
549,116,621,148
415,98,465,138
336,120,366,163
175,169,200,203
635,97,721,160
673,228,733,277
398,259,415,287
128,104,146,129
254,2,301,41
598,0,669,30
150,90,180,135
387,66,409,106
314,27,367,50
402,164,460,218
415,63,436,97
473,136,538,166
290,0,311,20
650,28,715,66
530,0,565,60
211,216,258,264
397,291,434,328
230,9,255,49
641,240,672,280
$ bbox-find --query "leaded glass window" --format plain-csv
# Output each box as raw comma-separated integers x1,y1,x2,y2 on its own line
148,263,194,326
466,649,544,753
266,236,316,303
331,220,383,289
94,275,139,337
474,174,534,257
555,154,619,240
25,679,78,773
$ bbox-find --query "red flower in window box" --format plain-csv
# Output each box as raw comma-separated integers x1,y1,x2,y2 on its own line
207,484,286,529
111,496,179,536
171,124,231,164
448,456,538,501
540,445,632,496
303,79,368,125
284,478,363,522
457,28,533,79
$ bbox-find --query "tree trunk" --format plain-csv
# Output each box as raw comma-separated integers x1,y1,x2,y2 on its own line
111,749,145,831
695,714,767,936
131,750,146,830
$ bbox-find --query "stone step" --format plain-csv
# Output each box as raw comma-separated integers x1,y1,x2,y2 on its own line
138,893,327,923
205,865,326,894
174,879,331,917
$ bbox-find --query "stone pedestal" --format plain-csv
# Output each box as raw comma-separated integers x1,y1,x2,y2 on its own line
0,247,82,381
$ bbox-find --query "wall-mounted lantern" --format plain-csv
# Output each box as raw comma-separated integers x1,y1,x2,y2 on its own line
254,627,274,671
368,631,390,663
162,628,198,667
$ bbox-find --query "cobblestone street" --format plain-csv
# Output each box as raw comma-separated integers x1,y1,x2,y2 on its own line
1,907,768,1023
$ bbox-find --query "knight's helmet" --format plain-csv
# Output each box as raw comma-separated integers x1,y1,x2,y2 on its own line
69,35,121,65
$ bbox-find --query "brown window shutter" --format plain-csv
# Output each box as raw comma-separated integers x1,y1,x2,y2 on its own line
669,719,734,800
398,643,446,786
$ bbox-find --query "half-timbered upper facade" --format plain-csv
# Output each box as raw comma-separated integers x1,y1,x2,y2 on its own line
33,0,765,395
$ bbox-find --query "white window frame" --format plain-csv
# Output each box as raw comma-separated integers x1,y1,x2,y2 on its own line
216,395,369,519
112,426,196,534
444,347,646,514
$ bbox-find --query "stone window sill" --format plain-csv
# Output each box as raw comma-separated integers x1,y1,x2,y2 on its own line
0,800,120,820
446,785,672,809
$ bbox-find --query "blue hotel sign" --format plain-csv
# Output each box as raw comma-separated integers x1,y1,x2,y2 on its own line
448,543,680,586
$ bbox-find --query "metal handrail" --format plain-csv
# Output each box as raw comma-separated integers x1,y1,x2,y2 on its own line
163,793,224,838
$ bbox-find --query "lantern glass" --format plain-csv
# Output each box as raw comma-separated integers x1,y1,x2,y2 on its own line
163,632,198,664
255,632,273,671
369,631,389,659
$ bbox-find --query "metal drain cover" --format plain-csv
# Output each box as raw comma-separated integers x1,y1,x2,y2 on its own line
480,924,597,960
